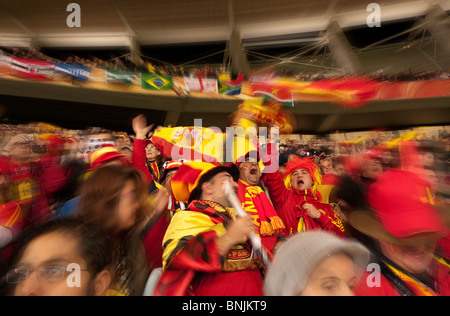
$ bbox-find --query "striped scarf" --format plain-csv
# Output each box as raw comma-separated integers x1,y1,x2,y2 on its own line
382,261,438,296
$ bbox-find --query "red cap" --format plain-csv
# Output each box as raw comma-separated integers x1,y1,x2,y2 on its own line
89,146,127,170
368,168,442,238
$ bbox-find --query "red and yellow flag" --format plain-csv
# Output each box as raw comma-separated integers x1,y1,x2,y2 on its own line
248,77,378,108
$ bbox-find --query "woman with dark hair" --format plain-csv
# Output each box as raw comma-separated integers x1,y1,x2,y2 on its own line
131,114,165,191
75,165,155,296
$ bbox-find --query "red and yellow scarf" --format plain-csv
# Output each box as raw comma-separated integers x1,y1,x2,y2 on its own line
383,261,438,296
148,161,160,181
237,180,284,236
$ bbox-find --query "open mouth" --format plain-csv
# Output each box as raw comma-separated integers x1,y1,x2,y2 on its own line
297,180,304,186
250,168,258,175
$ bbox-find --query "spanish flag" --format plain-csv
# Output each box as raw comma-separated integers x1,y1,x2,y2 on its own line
151,125,258,165
249,77,377,108
151,126,224,163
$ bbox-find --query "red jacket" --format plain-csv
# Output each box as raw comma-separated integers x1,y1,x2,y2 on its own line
0,155,66,227
132,139,155,184
261,169,345,237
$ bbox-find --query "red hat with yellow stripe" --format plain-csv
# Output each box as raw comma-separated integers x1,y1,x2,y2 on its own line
89,146,128,170
159,160,184,183
171,161,239,204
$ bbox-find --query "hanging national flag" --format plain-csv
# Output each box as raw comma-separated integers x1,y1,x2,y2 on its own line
10,57,55,80
218,74,244,96
300,78,378,108
218,80,242,95
270,78,378,108
54,63,91,82
141,73,173,90
105,69,138,85
0,54,12,74
183,77,218,93
250,81,295,107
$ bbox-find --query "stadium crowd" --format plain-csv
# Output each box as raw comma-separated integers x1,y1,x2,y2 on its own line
0,117,448,296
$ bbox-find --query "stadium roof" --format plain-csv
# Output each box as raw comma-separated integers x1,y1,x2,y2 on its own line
1,0,449,47
0,0,449,132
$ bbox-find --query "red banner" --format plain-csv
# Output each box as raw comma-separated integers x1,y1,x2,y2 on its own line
10,57,54,80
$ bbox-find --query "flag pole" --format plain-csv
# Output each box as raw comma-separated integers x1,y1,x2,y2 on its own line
222,179,271,269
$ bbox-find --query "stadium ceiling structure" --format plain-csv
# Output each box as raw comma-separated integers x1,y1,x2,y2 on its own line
0,0,448,46
0,0,450,133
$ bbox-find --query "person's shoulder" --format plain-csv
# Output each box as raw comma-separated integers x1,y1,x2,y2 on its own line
355,269,400,296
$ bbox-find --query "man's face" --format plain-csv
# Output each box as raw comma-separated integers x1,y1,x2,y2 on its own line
203,171,239,208
162,169,177,194
362,159,383,180
9,141,31,163
381,151,393,164
291,168,313,191
238,158,261,186
333,163,345,177
320,160,333,175
13,232,97,296
423,169,439,192
380,240,435,275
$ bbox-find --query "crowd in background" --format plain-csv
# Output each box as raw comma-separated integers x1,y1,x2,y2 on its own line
4,46,450,83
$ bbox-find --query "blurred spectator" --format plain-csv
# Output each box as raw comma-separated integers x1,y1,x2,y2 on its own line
140,160,185,272
261,156,345,237
318,157,340,204
0,134,66,227
119,146,133,164
332,156,346,177
264,231,370,296
319,157,334,175
131,115,165,190
156,162,262,296
0,172,23,265
75,165,159,296
350,169,450,296
236,152,285,252
4,217,113,296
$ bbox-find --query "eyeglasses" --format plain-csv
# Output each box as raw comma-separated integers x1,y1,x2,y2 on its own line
5,265,87,284
145,146,159,151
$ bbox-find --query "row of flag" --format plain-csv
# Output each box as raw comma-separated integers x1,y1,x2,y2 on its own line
0,55,245,95
0,54,380,108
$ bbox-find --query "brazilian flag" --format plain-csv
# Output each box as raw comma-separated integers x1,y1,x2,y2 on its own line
141,73,173,90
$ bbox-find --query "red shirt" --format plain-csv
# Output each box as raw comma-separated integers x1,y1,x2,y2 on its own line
261,169,345,237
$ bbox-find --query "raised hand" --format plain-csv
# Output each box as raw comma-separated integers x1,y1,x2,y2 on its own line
132,114,154,140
